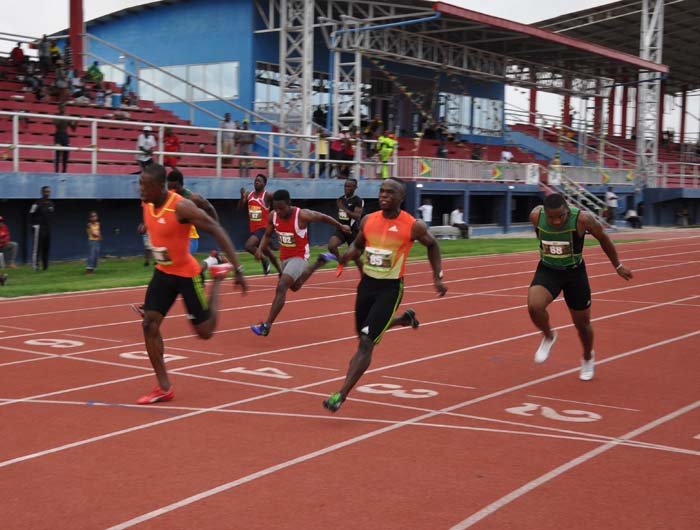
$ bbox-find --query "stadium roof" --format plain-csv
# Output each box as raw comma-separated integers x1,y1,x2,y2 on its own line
537,0,697,93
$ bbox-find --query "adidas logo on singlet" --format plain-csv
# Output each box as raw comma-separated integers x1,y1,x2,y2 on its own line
158,218,166,224
388,225,399,232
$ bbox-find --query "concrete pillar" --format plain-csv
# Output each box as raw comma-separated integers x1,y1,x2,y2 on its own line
621,79,629,138
69,0,84,73
529,87,537,125
679,88,687,146
607,84,616,137
657,80,665,139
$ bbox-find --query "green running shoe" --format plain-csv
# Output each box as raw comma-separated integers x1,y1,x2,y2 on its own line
323,392,344,413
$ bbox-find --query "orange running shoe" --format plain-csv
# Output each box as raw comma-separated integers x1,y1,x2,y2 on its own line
137,386,174,405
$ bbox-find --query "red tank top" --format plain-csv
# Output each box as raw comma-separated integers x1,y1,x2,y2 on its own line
247,190,270,232
273,207,309,261
143,191,200,278
362,210,416,280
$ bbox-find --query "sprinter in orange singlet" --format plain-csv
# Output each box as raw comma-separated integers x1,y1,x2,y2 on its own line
323,177,447,413
136,163,248,405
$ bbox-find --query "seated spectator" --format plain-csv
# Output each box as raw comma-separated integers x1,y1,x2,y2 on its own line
53,62,69,104
624,208,642,229
49,41,62,65
163,128,181,169
500,148,514,163
0,216,18,268
10,42,26,70
94,83,106,106
450,207,469,239
86,61,104,84
69,69,85,99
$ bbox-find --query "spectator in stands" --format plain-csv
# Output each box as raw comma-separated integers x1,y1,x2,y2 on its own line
69,69,85,100
53,62,69,104
450,207,469,239
49,41,62,65
163,128,181,169
329,129,346,179
471,144,482,161
220,113,236,167
38,35,52,73
342,126,358,179
437,140,448,159
500,148,514,163
136,125,157,170
86,61,104,84
23,65,44,101
0,216,18,268
53,104,77,173
94,83,106,106
85,211,101,274
624,208,642,229
317,128,330,178
236,119,255,179
10,42,26,71
417,198,433,227
122,75,134,105
28,186,55,271
376,132,397,179
604,186,618,225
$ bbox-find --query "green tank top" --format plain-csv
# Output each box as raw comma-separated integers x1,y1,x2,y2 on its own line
537,206,584,269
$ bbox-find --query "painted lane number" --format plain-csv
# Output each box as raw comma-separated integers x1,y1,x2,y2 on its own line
505,402,602,423
356,383,438,399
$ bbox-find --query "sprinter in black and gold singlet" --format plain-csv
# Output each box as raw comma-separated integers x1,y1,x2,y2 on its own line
528,193,633,381
323,178,447,413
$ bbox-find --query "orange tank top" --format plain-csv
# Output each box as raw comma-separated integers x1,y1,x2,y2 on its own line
362,210,415,279
143,191,200,278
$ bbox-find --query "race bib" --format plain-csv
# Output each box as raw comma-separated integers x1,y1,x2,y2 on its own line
249,206,263,222
338,209,349,221
278,231,296,247
150,246,173,265
542,240,571,257
365,247,393,270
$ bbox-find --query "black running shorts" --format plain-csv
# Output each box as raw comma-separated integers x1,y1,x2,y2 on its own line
332,227,357,246
144,268,210,324
530,260,591,311
355,275,403,343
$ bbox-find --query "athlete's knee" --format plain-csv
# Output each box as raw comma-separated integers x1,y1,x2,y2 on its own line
358,333,375,354
142,316,160,337
245,241,257,254
527,302,545,318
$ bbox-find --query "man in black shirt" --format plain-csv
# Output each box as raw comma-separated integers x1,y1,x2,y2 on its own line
28,186,55,270
328,178,364,272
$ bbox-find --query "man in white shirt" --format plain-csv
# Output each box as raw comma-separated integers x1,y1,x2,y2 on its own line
604,186,618,225
417,199,433,227
136,125,157,170
500,149,514,163
450,206,469,238
220,113,236,166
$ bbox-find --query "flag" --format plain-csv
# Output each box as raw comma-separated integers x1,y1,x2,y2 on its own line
420,158,431,177
601,171,610,184
626,170,635,182
492,165,503,179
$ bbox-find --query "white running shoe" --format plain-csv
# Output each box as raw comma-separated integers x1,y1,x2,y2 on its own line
534,332,557,364
579,353,595,381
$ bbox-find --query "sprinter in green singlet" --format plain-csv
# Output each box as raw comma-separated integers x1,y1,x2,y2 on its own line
528,193,633,381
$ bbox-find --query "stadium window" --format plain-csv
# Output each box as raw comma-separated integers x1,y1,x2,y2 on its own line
137,62,239,104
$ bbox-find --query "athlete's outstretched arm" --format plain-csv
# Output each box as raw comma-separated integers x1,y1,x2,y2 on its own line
237,187,248,210
300,208,351,234
411,220,447,296
338,217,367,265
580,211,633,280
190,192,219,222
176,199,247,292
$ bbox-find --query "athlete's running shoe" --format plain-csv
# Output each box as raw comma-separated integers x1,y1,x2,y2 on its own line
262,258,271,275
209,262,234,279
137,386,174,405
251,322,270,336
402,308,420,329
323,392,344,413
534,331,557,364
318,252,337,263
579,353,595,381
131,303,145,318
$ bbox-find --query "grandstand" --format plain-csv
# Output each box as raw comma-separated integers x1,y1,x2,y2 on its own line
0,0,698,261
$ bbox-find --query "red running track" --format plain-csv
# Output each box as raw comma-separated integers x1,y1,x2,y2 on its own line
0,228,699,529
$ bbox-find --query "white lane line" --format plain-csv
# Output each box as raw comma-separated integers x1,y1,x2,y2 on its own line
167,346,224,357
381,375,476,390
264,360,338,372
65,334,123,343
0,324,35,331
448,400,700,530
104,336,700,530
526,395,641,412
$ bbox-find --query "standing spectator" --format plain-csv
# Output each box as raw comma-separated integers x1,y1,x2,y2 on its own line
329,129,346,179
86,61,104,84
471,144,482,161
53,104,77,173
136,125,157,170
417,198,433,227
220,113,236,167
163,128,181,169
450,206,469,239
500,148,514,163
236,119,255,179
316,128,330,178
342,126,358,179
10,42,26,71
436,140,448,159
122,75,134,105
0,216,19,268
49,41,62,65
86,211,101,274
376,132,397,179
604,186,618,225
38,35,52,73
29,186,55,271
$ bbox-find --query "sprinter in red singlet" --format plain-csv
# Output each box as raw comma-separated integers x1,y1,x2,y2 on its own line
239,174,281,275
136,163,248,405
323,177,447,413
250,188,351,337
